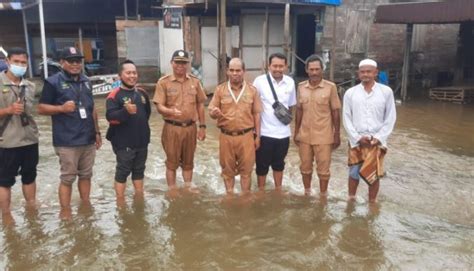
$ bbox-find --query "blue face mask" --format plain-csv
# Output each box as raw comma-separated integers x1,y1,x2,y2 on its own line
9,64,27,78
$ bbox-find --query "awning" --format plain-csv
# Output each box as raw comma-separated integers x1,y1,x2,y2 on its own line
0,2,22,10
375,0,474,24
0,1,49,78
186,0,340,7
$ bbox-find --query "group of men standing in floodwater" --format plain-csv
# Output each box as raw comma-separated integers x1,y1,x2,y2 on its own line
0,46,396,223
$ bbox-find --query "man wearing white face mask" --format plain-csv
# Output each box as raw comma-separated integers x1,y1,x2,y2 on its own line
0,47,39,225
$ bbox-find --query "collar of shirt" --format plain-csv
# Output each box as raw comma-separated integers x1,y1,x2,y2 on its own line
268,72,290,87
170,73,190,82
228,81,245,92
60,71,88,83
0,71,27,87
304,79,325,90
356,82,382,97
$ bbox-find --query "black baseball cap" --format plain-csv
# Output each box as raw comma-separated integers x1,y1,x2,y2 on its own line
171,50,190,62
60,47,84,60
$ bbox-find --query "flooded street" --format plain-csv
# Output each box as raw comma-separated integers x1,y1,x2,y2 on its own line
1,97,473,270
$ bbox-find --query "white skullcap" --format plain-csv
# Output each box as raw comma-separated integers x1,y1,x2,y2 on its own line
359,59,377,68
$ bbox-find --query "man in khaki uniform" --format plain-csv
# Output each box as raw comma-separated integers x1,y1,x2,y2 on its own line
0,48,38,224
153,50,207,192
209,58,262,194
294,54,341,196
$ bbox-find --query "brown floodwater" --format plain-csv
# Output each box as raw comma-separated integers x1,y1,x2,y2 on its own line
1,97,473,270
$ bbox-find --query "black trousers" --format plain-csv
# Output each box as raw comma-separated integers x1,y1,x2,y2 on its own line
255,136,290,176
113,146,148,183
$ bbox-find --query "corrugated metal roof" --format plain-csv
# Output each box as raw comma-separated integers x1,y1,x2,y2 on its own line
292,0,341,6
375,0,474,24
186,0,341,7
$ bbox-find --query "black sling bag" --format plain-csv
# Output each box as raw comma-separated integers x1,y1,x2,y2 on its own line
266,74,292,125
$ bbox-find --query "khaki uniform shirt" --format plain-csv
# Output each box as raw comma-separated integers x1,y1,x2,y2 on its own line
296,79,341,145
209,81,262,131
153,73,207,122
0,71,39,148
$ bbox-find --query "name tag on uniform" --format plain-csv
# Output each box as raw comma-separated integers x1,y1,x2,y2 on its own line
167,88,178,95
79,106,87,119
61,82,70,90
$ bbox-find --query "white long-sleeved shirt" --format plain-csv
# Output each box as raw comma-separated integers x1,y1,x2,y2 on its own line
343,82,396,148
253,73,297,139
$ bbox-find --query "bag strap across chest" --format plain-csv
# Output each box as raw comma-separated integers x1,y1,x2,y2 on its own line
266,74,279,103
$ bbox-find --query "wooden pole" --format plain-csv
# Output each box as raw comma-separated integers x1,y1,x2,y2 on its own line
284,3,290,63
136,0,139,18
124,0,128,20
263,7,268,72
217,0,220,78
218,0,227,83
330,6,336,81
401,23,413,101
78,27,85,73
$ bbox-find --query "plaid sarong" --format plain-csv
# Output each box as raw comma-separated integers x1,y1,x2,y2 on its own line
348,144,387,186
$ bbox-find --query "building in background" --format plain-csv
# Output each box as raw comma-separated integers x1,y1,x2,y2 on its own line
0,0,471,100
0,0,163,79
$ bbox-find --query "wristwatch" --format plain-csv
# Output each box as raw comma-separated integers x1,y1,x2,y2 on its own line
199,124,207,129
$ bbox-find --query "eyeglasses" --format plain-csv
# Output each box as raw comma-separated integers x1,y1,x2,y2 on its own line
65,59,82,64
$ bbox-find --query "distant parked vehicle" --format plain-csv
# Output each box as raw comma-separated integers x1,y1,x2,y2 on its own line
38,59,104,79
89,74,121,96
0,59,7,73
38,58,63,79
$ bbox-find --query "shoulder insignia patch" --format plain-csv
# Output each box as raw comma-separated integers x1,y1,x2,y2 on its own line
298,80,308,85
158,74,171,82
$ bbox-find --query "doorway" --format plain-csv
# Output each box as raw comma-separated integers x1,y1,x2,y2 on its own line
295,14,316,77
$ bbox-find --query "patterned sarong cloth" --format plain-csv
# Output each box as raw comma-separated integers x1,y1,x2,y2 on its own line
348,144,387,185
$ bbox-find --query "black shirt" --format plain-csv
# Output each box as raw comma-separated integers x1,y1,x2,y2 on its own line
105,87,151,150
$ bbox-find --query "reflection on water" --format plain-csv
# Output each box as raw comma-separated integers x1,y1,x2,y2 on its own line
0,98,473,270
338,202,384,269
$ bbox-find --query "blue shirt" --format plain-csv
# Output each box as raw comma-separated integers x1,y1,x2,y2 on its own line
40,72,96,147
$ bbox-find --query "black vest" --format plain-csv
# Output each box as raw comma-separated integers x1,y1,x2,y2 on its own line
45,72,96,147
